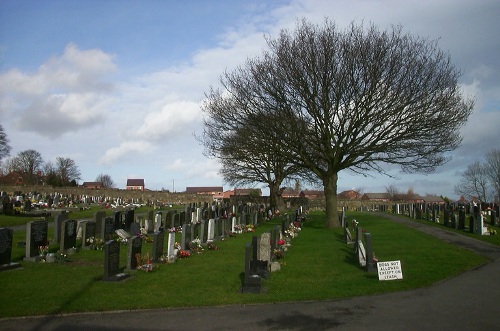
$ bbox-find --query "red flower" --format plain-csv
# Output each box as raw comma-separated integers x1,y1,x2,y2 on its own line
278,239,285,246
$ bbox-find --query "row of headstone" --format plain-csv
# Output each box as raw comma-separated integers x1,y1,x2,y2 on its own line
346,219,376,272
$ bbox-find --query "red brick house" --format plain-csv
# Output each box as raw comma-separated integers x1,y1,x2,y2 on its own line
126,179,145,191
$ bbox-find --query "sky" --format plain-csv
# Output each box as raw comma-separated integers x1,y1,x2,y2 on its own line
0,0,499,200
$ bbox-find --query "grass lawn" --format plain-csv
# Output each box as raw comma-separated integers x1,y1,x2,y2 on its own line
0,210,489,318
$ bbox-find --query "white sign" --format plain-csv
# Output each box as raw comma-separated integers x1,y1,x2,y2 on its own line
377,260,403,281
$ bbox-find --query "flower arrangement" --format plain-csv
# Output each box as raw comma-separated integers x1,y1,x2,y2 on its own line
86,236,104,250
278,239,286,246
273,248,284,260
189,238,203,253
168,227,177,233
233,225,243,233
38,245,49,256
177,249,190,258
54,252,70,263
207,242,219,250
135,253,153,272
488,227,497,235
245,224,255,232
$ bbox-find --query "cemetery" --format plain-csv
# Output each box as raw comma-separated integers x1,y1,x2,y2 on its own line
0,191,497,318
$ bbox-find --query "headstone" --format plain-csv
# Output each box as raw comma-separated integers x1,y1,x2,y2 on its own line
115,229,131,242
181,224,191,250
102,217,115,240
53,212,67,244
24,220,48,261
145,219,154,234
167,232,176,258
458,209,466,230
154,213,162,232
81,221,96,249
130,222,140,236
241,243,262,293
151,231,164,262
207,219,215,242
126,236,142,271
0,228,20,271
364,233,376,272
60,219,77,252
257,232,271,263
358,241,366,267
103,240,129,281
124,209,134,232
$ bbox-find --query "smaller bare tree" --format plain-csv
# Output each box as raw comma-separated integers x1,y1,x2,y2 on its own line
455,161,489,202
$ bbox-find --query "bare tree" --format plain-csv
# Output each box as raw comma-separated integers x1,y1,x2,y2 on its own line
12,149,44,185
54,157,81,186
385,184,401,201
454,161,489,202
484,149,500,203
200,98,309,210
95,173,115,188
0,125,11,164
204,19,473,228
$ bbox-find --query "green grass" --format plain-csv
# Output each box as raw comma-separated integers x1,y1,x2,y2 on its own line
0,211,489,318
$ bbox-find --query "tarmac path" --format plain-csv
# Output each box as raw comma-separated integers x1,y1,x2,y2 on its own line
1,213,499,330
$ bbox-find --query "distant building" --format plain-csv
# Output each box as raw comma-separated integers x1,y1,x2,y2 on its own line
126,179,145,191
422,195,445,205
338,190,361,200
186,186,224,200
299,190,325,199
282,189,300,198
82,181,104,189
361,193,391,202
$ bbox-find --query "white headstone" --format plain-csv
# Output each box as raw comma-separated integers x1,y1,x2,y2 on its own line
167,232,175,257
207,219,215,241
154,214,162,232
231,217,237,233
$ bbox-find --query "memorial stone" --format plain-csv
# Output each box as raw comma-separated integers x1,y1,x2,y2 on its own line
24,220,48,261
126,236,142,271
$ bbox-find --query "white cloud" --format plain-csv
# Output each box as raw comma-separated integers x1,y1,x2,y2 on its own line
98,140,154,164
0,43,117,138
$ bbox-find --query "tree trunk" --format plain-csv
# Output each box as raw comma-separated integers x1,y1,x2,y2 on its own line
269,183,285,212
323,173,340,228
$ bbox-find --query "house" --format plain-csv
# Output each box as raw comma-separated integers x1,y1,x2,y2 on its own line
126,179,145,191
361,193,391,202
299,190,325,199
82,181,103,189
186,186,224,200
422,195,445,205
338,190,361,200
282,189,300,198
234,188,262,196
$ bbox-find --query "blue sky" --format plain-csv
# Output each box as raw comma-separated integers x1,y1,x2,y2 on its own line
1,0,499,200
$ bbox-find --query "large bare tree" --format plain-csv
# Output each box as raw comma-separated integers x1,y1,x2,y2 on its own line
201,93,309,210
204,19,473,227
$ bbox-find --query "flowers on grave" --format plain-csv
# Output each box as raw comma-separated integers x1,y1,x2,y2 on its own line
86,236,104,250
233,225,243,234
168,227,177,233
38,245,49,256
174,242,182,250
54,252,70,263
278,239,286,246
189,238,203,253
245,224,255,233
177,249,190,258
273,248,284,260
207,242,218,251
488,227,497,235
135,253,153,272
